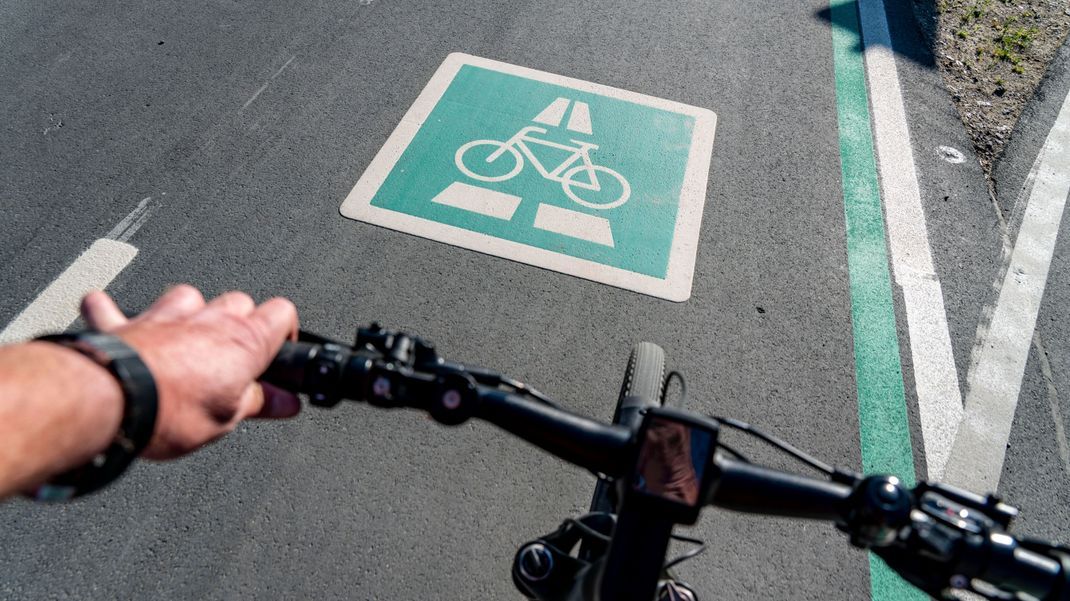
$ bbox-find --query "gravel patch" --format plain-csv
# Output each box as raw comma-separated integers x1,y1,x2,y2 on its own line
912,0,1070,176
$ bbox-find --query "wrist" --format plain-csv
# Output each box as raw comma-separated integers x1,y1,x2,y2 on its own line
0,342,124,496
28,342,125,449
25,342,125,458
28,333,159,500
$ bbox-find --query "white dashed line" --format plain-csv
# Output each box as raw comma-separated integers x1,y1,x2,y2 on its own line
0,199,156,343
0,239,137,343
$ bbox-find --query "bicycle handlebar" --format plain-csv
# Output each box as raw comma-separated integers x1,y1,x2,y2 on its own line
265,339,633,475
706,459,853,522
263,329,1070,601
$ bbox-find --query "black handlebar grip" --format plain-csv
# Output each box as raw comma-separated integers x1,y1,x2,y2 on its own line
261,341,318,393
707,458,854,523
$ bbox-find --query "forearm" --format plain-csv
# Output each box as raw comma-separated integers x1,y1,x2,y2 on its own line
0,342,123,499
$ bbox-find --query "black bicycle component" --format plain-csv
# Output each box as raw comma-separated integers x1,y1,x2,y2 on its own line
873,491,1067,600
630,408,718,525
589,342,666,516
844,475,914,548
513,513,615,601
655,580,699,601
599,496,676,601
262,325,1070,601
706,458,854,523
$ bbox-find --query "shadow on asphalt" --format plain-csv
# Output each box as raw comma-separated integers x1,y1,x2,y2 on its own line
814,0,937,69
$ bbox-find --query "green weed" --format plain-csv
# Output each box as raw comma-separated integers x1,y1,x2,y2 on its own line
992,26,1037,65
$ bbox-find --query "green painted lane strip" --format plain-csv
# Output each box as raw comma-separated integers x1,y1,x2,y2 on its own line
830,0,926,599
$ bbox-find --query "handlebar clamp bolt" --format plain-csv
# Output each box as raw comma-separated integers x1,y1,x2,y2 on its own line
517,543,554,582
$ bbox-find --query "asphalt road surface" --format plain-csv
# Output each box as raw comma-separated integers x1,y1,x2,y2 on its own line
2,0,1068,599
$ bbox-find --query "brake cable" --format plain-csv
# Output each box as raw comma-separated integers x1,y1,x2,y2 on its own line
715,442,751,463
711,416,836,477
664,534,707,571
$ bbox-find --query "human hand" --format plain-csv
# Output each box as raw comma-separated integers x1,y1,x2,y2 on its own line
79,285,301,460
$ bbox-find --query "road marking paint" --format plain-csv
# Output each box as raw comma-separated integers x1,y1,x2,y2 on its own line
340,53,716,301
943,89,1070,493
533,97,570,127
241,55,297,110
566,101,593,135
0,239,138,344
533,203,614,247
431,182,522,220
858,0,963,480
105,196,156,242
0,198,156,344
831,0,926,598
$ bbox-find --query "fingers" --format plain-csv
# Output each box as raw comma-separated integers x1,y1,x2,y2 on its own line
235,383,302,421
256,383,302,419
81,291,128,332
141,284,206,322
206,291,256,316
247,297,300,359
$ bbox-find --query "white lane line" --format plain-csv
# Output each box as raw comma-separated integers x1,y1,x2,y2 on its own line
0,198,157,344
943,89,1070,492
241,55,297,111
859,0,963,479
431,182,522,220
0,239,138,344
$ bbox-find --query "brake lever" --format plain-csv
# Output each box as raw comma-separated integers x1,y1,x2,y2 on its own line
874,486,1036,601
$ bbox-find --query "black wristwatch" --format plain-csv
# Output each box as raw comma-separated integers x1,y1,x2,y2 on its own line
30,332,158,501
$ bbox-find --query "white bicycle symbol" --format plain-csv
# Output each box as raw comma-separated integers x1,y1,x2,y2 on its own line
455,125,631,210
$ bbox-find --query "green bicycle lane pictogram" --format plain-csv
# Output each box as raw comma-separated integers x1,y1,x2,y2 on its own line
341,54,716,301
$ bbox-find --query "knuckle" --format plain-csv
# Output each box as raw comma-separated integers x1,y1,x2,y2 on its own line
169,283,202,301
225,314,271,358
